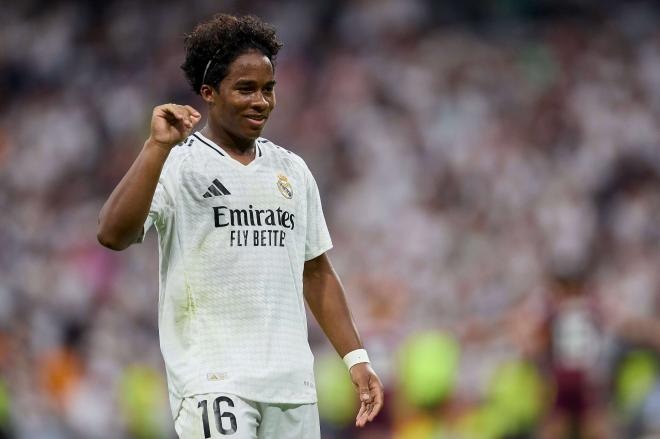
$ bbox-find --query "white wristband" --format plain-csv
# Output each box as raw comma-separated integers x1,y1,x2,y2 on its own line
343,349,370,370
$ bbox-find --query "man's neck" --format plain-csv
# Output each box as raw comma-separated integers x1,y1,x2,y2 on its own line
201,124,256,164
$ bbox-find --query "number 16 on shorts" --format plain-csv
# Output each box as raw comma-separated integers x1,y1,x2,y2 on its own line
198,396,238,437
176,392,319,439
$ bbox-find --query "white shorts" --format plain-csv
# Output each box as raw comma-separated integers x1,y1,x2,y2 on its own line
174,393,320,439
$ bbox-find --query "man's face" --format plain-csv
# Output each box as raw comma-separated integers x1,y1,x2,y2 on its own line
208,50,276,143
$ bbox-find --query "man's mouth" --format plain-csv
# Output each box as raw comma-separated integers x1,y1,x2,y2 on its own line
245,114,267,127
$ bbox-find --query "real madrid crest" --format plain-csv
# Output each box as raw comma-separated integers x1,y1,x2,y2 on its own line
277,174,293,199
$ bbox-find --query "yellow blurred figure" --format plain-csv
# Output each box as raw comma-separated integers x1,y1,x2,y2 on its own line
315,353,359,427
398,332,460,409
119,364,170,439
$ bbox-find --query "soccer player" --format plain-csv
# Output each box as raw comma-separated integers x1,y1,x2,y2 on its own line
97,13,384,439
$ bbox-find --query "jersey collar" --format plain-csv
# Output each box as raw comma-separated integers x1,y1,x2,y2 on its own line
193,131,263,169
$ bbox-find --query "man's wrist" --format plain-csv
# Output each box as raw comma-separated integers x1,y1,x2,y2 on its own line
144,137,176,155
343,349,370,370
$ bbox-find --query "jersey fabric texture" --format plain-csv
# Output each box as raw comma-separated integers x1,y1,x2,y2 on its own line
139,132,333,419
174,392,320,439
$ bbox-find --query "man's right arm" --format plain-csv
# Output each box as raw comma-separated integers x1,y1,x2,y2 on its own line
97,104,200,250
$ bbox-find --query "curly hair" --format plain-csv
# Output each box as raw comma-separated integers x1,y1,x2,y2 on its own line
181,14,283,95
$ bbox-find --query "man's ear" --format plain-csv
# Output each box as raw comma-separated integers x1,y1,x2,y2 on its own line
200,84,216,105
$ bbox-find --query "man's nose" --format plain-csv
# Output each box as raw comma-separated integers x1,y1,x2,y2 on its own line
251,92,269,110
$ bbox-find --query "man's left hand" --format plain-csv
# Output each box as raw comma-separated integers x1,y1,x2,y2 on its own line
349,363,384,427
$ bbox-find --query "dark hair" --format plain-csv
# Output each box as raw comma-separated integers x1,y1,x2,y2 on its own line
181,14,283,95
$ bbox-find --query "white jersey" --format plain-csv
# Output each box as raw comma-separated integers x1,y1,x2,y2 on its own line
139,132,332,418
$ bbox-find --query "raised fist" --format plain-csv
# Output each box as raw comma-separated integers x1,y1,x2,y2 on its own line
148,103,202,148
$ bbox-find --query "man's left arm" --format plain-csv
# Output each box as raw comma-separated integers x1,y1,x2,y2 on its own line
303,253,384,427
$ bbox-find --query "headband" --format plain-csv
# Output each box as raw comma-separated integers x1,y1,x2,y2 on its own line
201,48,221,90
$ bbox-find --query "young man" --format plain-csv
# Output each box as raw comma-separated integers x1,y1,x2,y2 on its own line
97,13,383,439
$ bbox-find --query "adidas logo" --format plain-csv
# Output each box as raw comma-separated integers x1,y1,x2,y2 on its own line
206,372,228,381
203,179,231,198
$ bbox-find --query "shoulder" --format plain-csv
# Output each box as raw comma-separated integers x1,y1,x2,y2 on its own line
161,136,196,176
258,137,311,175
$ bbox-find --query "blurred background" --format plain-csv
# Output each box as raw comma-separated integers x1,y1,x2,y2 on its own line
1,0,660,437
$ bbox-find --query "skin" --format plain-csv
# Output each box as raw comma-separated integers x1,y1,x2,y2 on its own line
96,103,201,250
200,50,276,165
97,47,383,427
303,253,384,427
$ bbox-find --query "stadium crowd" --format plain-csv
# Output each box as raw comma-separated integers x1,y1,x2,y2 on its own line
1,0,660,438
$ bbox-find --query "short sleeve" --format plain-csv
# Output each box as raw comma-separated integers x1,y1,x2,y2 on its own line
136,172,174,243
304,166,333,260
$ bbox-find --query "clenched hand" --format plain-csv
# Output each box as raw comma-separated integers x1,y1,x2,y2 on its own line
149,103,201,149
